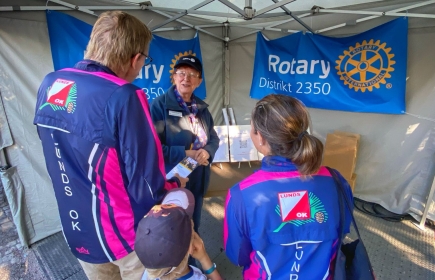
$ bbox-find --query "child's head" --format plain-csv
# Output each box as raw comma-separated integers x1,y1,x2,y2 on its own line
135,188,195,280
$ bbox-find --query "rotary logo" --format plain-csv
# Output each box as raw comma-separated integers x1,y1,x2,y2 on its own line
169,50,197,84
39,79,77,113
335,39,395,92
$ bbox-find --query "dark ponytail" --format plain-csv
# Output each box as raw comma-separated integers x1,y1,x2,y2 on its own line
251,94,323,175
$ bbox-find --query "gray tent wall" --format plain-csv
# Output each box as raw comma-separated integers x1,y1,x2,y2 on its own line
0,8,223,245
0,14,60,246
1,0,435,245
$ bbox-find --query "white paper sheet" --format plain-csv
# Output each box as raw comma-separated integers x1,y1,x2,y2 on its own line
166,157,198,179
229,125,259,162
213,125,230,162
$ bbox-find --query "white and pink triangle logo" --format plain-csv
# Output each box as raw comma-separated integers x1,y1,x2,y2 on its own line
46,79,75,106
278,191,311,222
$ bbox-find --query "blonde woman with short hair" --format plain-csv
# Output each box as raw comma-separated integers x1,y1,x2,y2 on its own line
34,11,187,279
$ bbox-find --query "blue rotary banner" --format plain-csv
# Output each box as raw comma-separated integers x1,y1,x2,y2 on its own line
46,10,206,101
250,18,408,114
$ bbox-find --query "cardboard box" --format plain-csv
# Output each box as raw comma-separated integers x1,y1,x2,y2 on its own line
205,161,260,197
333,130,361,149
346,173,357,192
322,132,360,179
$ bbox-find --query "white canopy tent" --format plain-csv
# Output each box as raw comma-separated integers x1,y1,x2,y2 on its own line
1,0,435,246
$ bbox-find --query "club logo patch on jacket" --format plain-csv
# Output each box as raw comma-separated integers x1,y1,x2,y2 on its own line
274,191,328,232
39,78,77,113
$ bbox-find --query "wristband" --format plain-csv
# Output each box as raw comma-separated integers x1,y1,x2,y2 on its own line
170,176,181,188
203,263,216,275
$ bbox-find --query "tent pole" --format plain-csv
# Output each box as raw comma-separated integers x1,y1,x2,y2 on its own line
151,12,187,31
0,5,242,19
46,0,96,16
223,22,230,107
230,24,298,33
271,0,314,33
0,6,142,11
150,0,215,31
414,170,435,231
319,9,435,19
150,9,224,41
254,0,296,18
145,6,241,19
218,0,245,17
229,12,312,42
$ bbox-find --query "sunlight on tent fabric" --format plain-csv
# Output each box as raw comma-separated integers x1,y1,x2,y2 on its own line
418,136,428,152
404,161,413,172
406,123,419,135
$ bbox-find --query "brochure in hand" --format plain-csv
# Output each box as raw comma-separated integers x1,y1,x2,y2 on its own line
166,157,199,180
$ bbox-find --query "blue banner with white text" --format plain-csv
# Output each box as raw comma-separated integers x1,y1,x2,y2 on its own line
46,10,206,101
250,18,408,114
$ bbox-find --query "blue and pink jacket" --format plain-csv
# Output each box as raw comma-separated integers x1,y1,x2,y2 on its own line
224,156,353,279
34,60,178,263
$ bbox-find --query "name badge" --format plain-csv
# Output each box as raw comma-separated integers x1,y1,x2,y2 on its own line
169,110,182,117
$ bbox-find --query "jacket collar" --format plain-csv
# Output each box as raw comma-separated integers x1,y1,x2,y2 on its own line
261,155,298,172
165,85,208,111
73,60,117,76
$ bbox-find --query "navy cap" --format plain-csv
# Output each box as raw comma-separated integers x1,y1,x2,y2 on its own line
174,55,203,75
135,189,195,269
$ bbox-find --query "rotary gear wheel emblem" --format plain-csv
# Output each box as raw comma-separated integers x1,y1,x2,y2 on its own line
169,50,197,84
335,39,395,92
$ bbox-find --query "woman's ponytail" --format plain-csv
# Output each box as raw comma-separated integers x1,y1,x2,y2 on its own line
251,94,324,175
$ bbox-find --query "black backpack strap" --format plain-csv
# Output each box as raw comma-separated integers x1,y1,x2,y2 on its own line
326,167,365,240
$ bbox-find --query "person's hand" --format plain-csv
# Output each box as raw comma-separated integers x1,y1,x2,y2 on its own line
194,149,210,166
185,150,198,159
173,173,189,188
190,232,224,280
189,232,208,262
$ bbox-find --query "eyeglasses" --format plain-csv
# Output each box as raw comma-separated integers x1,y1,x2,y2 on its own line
175,71,200,79
140,52,153,66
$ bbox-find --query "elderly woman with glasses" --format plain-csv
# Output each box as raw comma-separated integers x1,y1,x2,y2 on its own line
150,55,219,233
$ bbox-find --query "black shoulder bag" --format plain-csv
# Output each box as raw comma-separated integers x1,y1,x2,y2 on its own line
326,167,375,280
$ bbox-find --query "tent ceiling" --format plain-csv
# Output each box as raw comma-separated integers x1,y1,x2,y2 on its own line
140,0,383,22
1,0,435,39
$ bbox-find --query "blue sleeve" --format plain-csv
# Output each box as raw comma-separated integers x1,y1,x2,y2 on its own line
150,97,186,165
224,186,252,266
105,86,178,205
